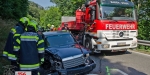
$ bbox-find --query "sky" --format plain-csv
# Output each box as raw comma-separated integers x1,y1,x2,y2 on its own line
29,0,55,8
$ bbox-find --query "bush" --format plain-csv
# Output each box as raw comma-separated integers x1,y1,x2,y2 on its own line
0,18,17,75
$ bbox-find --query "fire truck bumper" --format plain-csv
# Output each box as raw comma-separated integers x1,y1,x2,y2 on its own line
96,37,137,51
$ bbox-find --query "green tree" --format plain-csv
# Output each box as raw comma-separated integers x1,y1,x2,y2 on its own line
50,0,86,16
27,1,44,25
0,0,28,20
40,6,61,27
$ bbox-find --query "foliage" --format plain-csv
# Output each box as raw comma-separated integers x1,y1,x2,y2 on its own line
0,0,28,20
27,1,44,25
27,1,61,28
40,6,61,28
50,0,86,16
136,0,150,40
0,19,17,75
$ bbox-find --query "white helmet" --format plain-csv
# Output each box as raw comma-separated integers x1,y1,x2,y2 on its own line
51,25,54,27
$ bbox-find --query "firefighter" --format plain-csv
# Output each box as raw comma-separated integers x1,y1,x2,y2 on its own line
50,25,54,31
13,20,44,75
2,17,30,71
57,26,61,31
62,23,69,31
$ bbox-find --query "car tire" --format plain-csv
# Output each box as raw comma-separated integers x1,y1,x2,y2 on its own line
85,37,94,54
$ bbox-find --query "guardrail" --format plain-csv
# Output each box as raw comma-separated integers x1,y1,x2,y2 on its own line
138,40,150,46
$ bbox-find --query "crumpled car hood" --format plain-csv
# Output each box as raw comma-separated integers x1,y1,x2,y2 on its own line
46,47,90,59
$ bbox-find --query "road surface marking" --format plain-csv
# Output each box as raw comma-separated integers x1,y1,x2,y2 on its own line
106,66,111,75
111,69,128,75
86,74,98,75
106,66,128,75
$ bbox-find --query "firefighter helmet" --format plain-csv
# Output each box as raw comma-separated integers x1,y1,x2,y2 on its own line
28,20,38,31
19,17,30,25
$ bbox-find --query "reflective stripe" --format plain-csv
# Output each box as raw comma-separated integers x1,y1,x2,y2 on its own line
3,51,8,56
20,67,39,70
38,51,44,53
38,48,44,53
21,36,39,40
3,51,8,55
20,63,40,68
14,46,20,51
8,57,17,60
16,39,20,44
41,58,44,62
11,28,16,34
37,40,44,45
3,54,7,57
21,38,37,42
14,34,21,37
8,54,17,60
21,36,39,42
25,28,27,31
38,48,44,50
38,72,40,75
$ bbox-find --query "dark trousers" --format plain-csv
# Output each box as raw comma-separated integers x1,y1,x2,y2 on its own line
32,69,39,75
11,60,19,71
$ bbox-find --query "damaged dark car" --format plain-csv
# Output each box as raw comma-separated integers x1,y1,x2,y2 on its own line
40,31,96,75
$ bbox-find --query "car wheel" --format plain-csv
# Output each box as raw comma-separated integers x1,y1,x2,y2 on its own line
85,37,94,54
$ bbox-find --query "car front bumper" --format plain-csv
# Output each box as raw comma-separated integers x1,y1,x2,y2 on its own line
58,62,96,75
47,59,96,75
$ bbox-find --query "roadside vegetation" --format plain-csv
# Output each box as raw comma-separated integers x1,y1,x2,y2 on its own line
135,45,150,55
0,18,16,74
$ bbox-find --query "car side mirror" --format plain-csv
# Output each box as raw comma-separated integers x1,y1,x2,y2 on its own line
77,41,82,45
135,9,138,21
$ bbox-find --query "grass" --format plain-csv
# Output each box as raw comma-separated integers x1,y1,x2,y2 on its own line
131,45,150,55
0,18,17,74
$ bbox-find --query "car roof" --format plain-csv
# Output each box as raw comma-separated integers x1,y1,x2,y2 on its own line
43,31,71,36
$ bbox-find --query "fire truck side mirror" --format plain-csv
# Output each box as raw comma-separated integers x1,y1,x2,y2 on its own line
90,6,96,21
85,1,90,7
135,9,138,21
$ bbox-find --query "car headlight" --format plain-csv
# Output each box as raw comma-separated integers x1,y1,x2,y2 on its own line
55,61,63,70
101,44,110,48
54,54,61,60
84,57,92,65
84,53,90,58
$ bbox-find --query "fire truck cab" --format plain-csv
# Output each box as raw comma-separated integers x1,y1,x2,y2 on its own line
61,0,138,53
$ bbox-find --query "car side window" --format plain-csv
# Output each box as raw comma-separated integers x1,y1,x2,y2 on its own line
44,38,50,48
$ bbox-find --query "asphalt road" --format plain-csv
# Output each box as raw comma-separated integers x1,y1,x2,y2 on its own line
88,50,150,75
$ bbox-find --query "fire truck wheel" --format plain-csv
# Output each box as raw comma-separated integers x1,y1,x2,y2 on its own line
85,37,94,54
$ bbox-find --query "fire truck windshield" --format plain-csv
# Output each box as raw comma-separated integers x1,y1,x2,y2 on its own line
100,6,136,20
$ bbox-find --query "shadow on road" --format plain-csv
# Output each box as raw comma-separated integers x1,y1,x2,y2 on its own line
89,51,147,75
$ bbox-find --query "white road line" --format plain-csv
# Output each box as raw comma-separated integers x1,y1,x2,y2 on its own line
86,74,98,75
128,50,150,57
111,69,128,75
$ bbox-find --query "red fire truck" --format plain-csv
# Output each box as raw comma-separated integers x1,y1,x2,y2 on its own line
60,0,138,53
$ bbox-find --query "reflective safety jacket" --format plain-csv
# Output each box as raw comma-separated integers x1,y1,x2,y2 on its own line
13,32,44,70
3,23,25,61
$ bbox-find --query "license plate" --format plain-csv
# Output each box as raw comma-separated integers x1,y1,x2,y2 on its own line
117,42,126,45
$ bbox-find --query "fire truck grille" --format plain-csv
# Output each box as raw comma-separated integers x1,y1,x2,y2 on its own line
104,30,130,38
62,55,85,69
112,30,129,38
